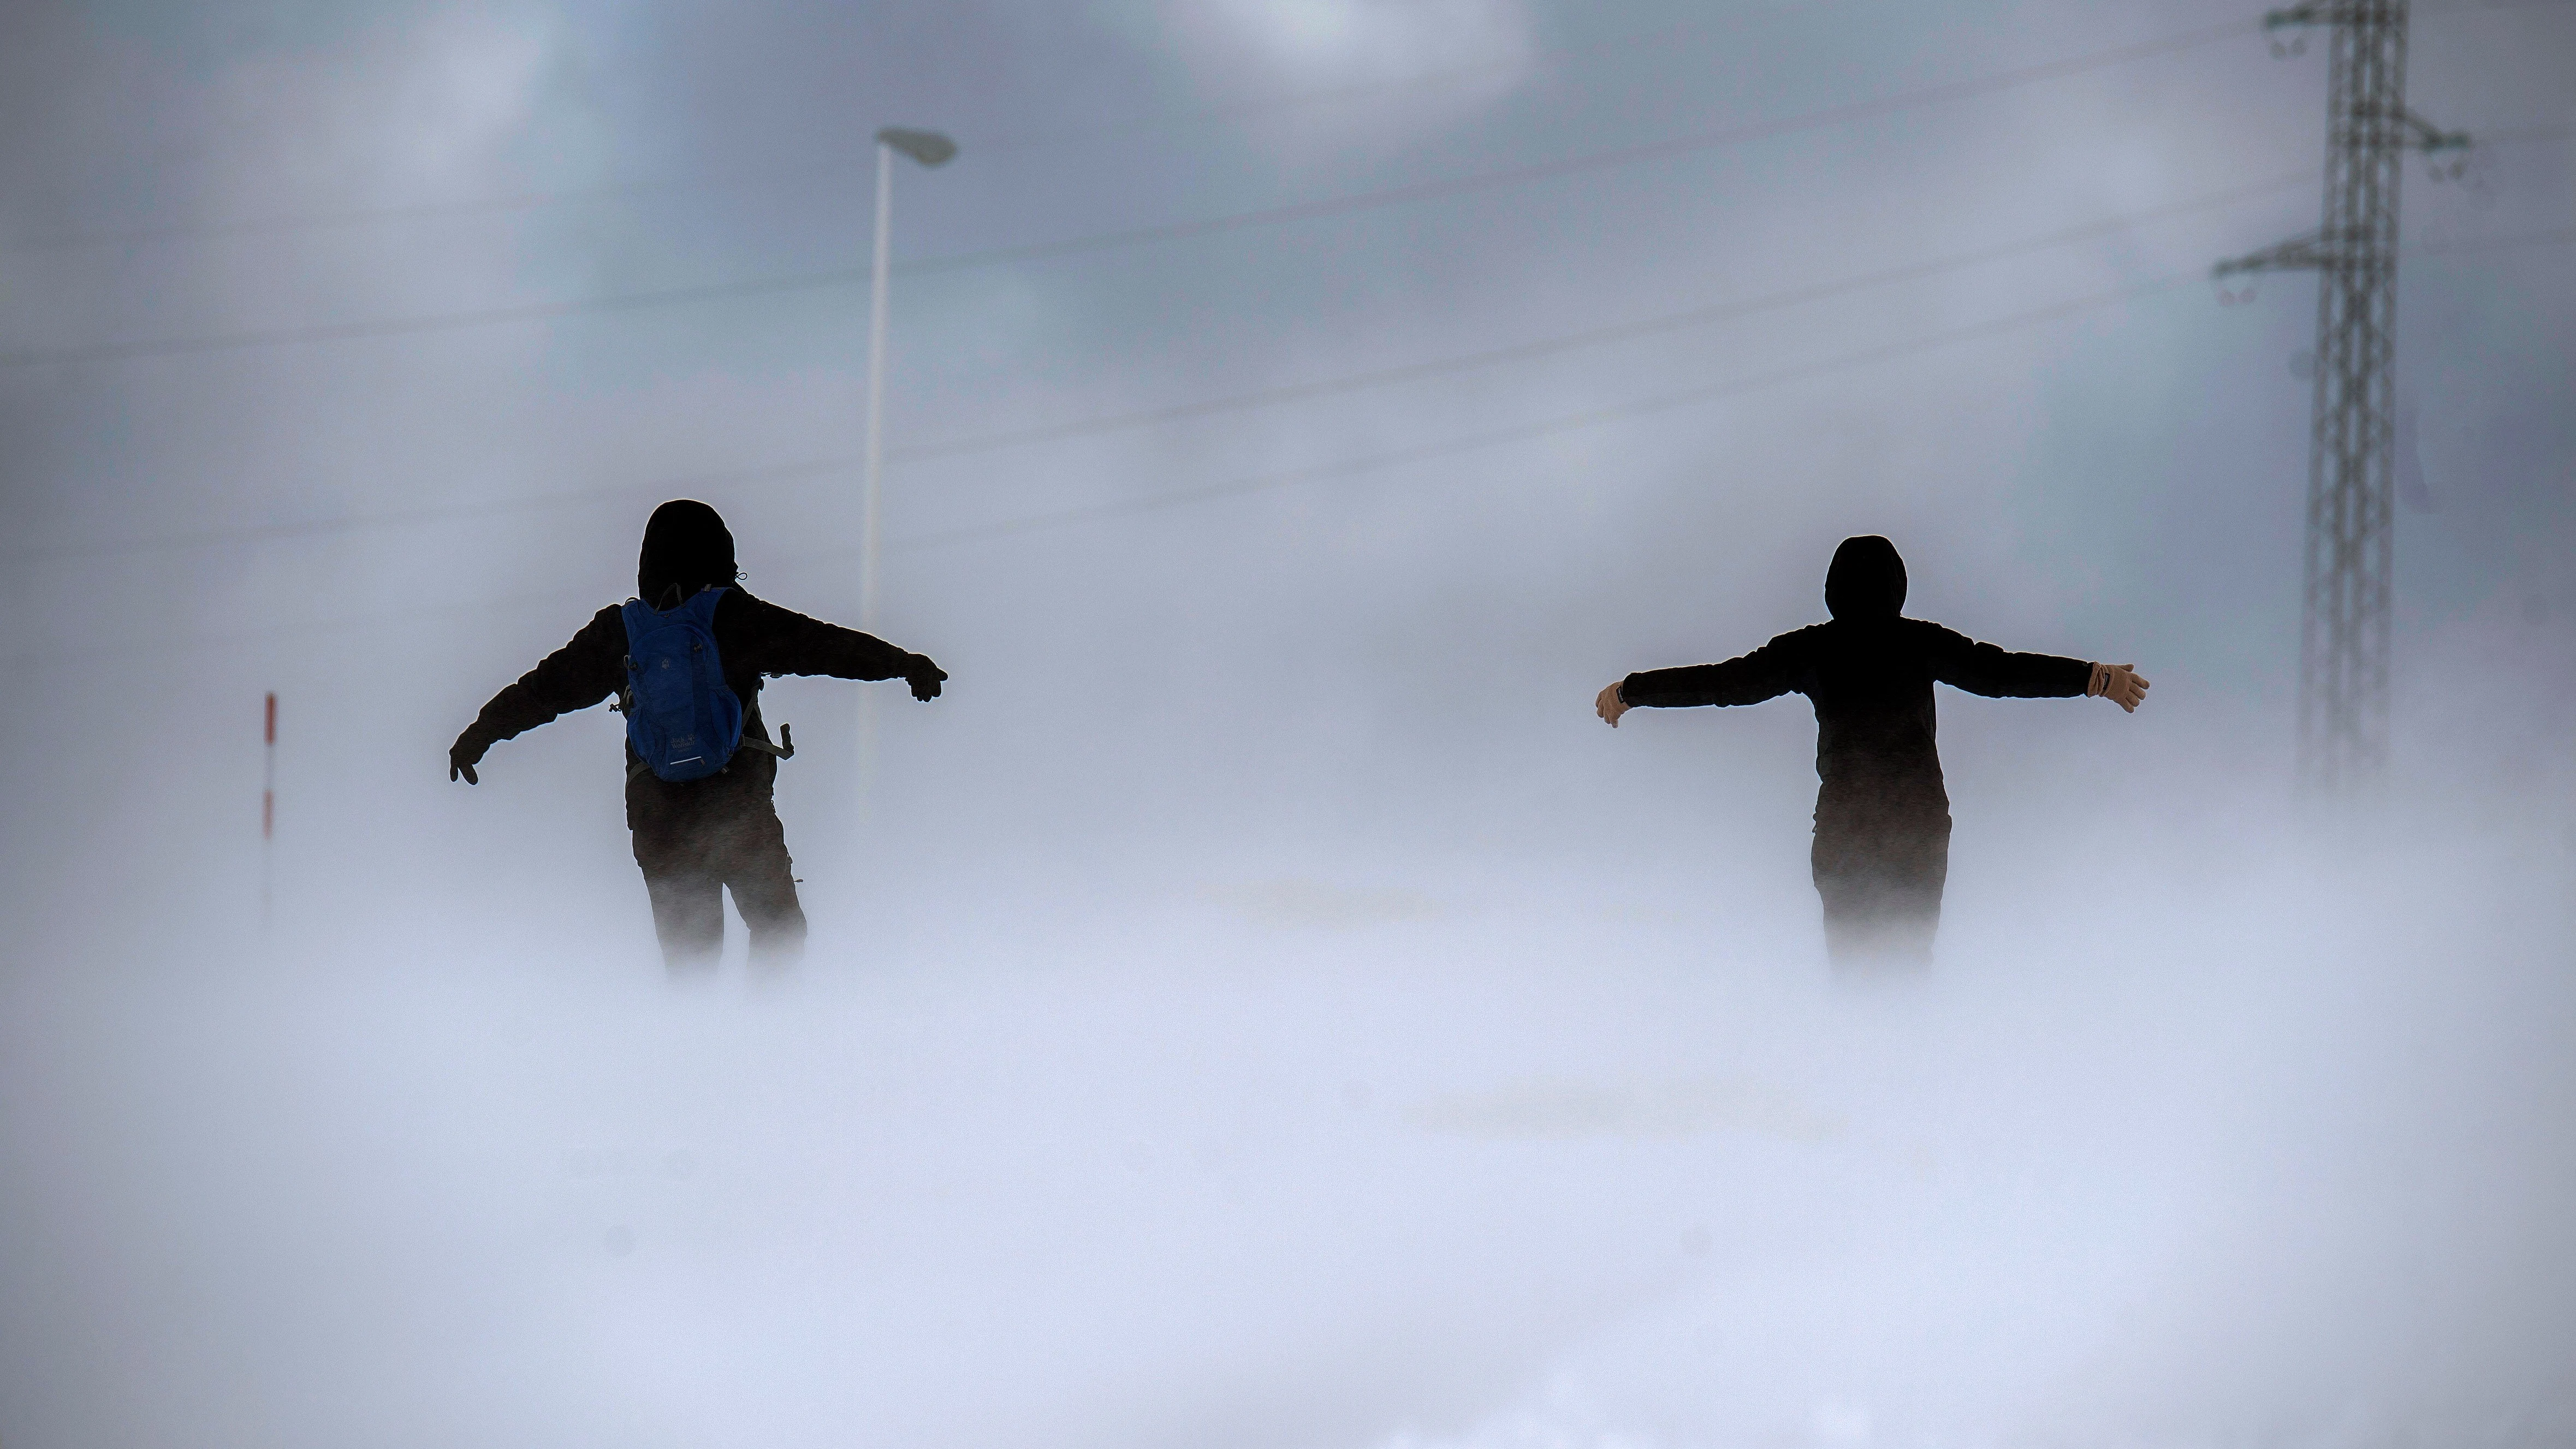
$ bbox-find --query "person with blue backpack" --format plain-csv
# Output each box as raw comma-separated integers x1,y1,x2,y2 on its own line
448,500,946,971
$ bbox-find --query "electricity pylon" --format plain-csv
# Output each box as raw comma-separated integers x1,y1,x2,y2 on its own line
2215,0,2466,794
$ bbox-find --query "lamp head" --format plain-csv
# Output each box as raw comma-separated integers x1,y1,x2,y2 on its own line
875,127,957,168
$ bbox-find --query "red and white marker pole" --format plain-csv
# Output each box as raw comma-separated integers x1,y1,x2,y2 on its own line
262,692,277,928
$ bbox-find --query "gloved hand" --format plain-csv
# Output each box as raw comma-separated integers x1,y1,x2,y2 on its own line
1596,681,1630,727
2087,662,2150,712
449,729,488,784
905,655,948,702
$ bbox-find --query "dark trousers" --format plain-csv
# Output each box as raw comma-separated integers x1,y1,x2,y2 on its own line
626,764,805,972
1811,812,1950,966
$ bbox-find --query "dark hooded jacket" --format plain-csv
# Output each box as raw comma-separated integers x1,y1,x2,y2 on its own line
1619,536,2088,832
458,500,923,787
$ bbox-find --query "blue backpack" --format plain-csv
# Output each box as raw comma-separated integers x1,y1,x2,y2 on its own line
618,589,747,782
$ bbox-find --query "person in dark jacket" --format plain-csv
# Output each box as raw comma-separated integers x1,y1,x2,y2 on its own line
1595,535,2146,964
449,500,946,972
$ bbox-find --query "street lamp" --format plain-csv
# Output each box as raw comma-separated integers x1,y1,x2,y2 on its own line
860,125,956,634
856,125,953,822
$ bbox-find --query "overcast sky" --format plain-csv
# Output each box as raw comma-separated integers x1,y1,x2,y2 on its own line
3,1,2573,1446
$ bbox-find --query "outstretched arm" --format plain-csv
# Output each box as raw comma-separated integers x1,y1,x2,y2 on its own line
1598,638,1800,728
450,607,625,782
729,594,946,700
1925,626,2091,699
1923,626,2147,711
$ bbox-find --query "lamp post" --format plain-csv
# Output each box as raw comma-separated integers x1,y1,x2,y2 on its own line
857,126,954,818
262,691,276,930
860,125,956,634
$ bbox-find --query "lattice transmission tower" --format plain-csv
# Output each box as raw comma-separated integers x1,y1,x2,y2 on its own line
2214,0,2466,793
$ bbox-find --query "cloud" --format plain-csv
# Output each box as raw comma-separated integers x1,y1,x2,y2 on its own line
1159,0,1538,154
206,4,559,210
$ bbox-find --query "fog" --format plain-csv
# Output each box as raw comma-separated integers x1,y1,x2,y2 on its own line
3,1,2572,1445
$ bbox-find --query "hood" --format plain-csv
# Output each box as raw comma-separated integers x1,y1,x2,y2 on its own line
1824,535,1907,620
637,500,738,609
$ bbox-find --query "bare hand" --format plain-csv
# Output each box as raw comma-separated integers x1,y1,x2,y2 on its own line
2088,662,2150,713
1596,682,1630,728
449,734,485,784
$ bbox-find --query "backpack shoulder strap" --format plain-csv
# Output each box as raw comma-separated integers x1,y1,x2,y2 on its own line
614,598,654,712
680,586,728,628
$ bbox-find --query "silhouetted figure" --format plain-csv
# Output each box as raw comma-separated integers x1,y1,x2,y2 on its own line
449,500,946,972
1596,536,2145,965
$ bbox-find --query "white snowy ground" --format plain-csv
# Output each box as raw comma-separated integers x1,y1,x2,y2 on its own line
3,793,2571,1449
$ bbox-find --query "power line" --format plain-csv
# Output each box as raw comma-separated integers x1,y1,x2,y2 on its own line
0,266,874,369
887,225,2576,550
7,6,2562,372
888,279,2195,553
933,117,2565,289
3,170,804,258
16,215,2558,573
2410,222,2576,254
886,169,2317,464
883,17,2276,277
10,116,2547,380
3,174,2312,564
0,276,2194,669
12,225,2570,667
0,15,2274,371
